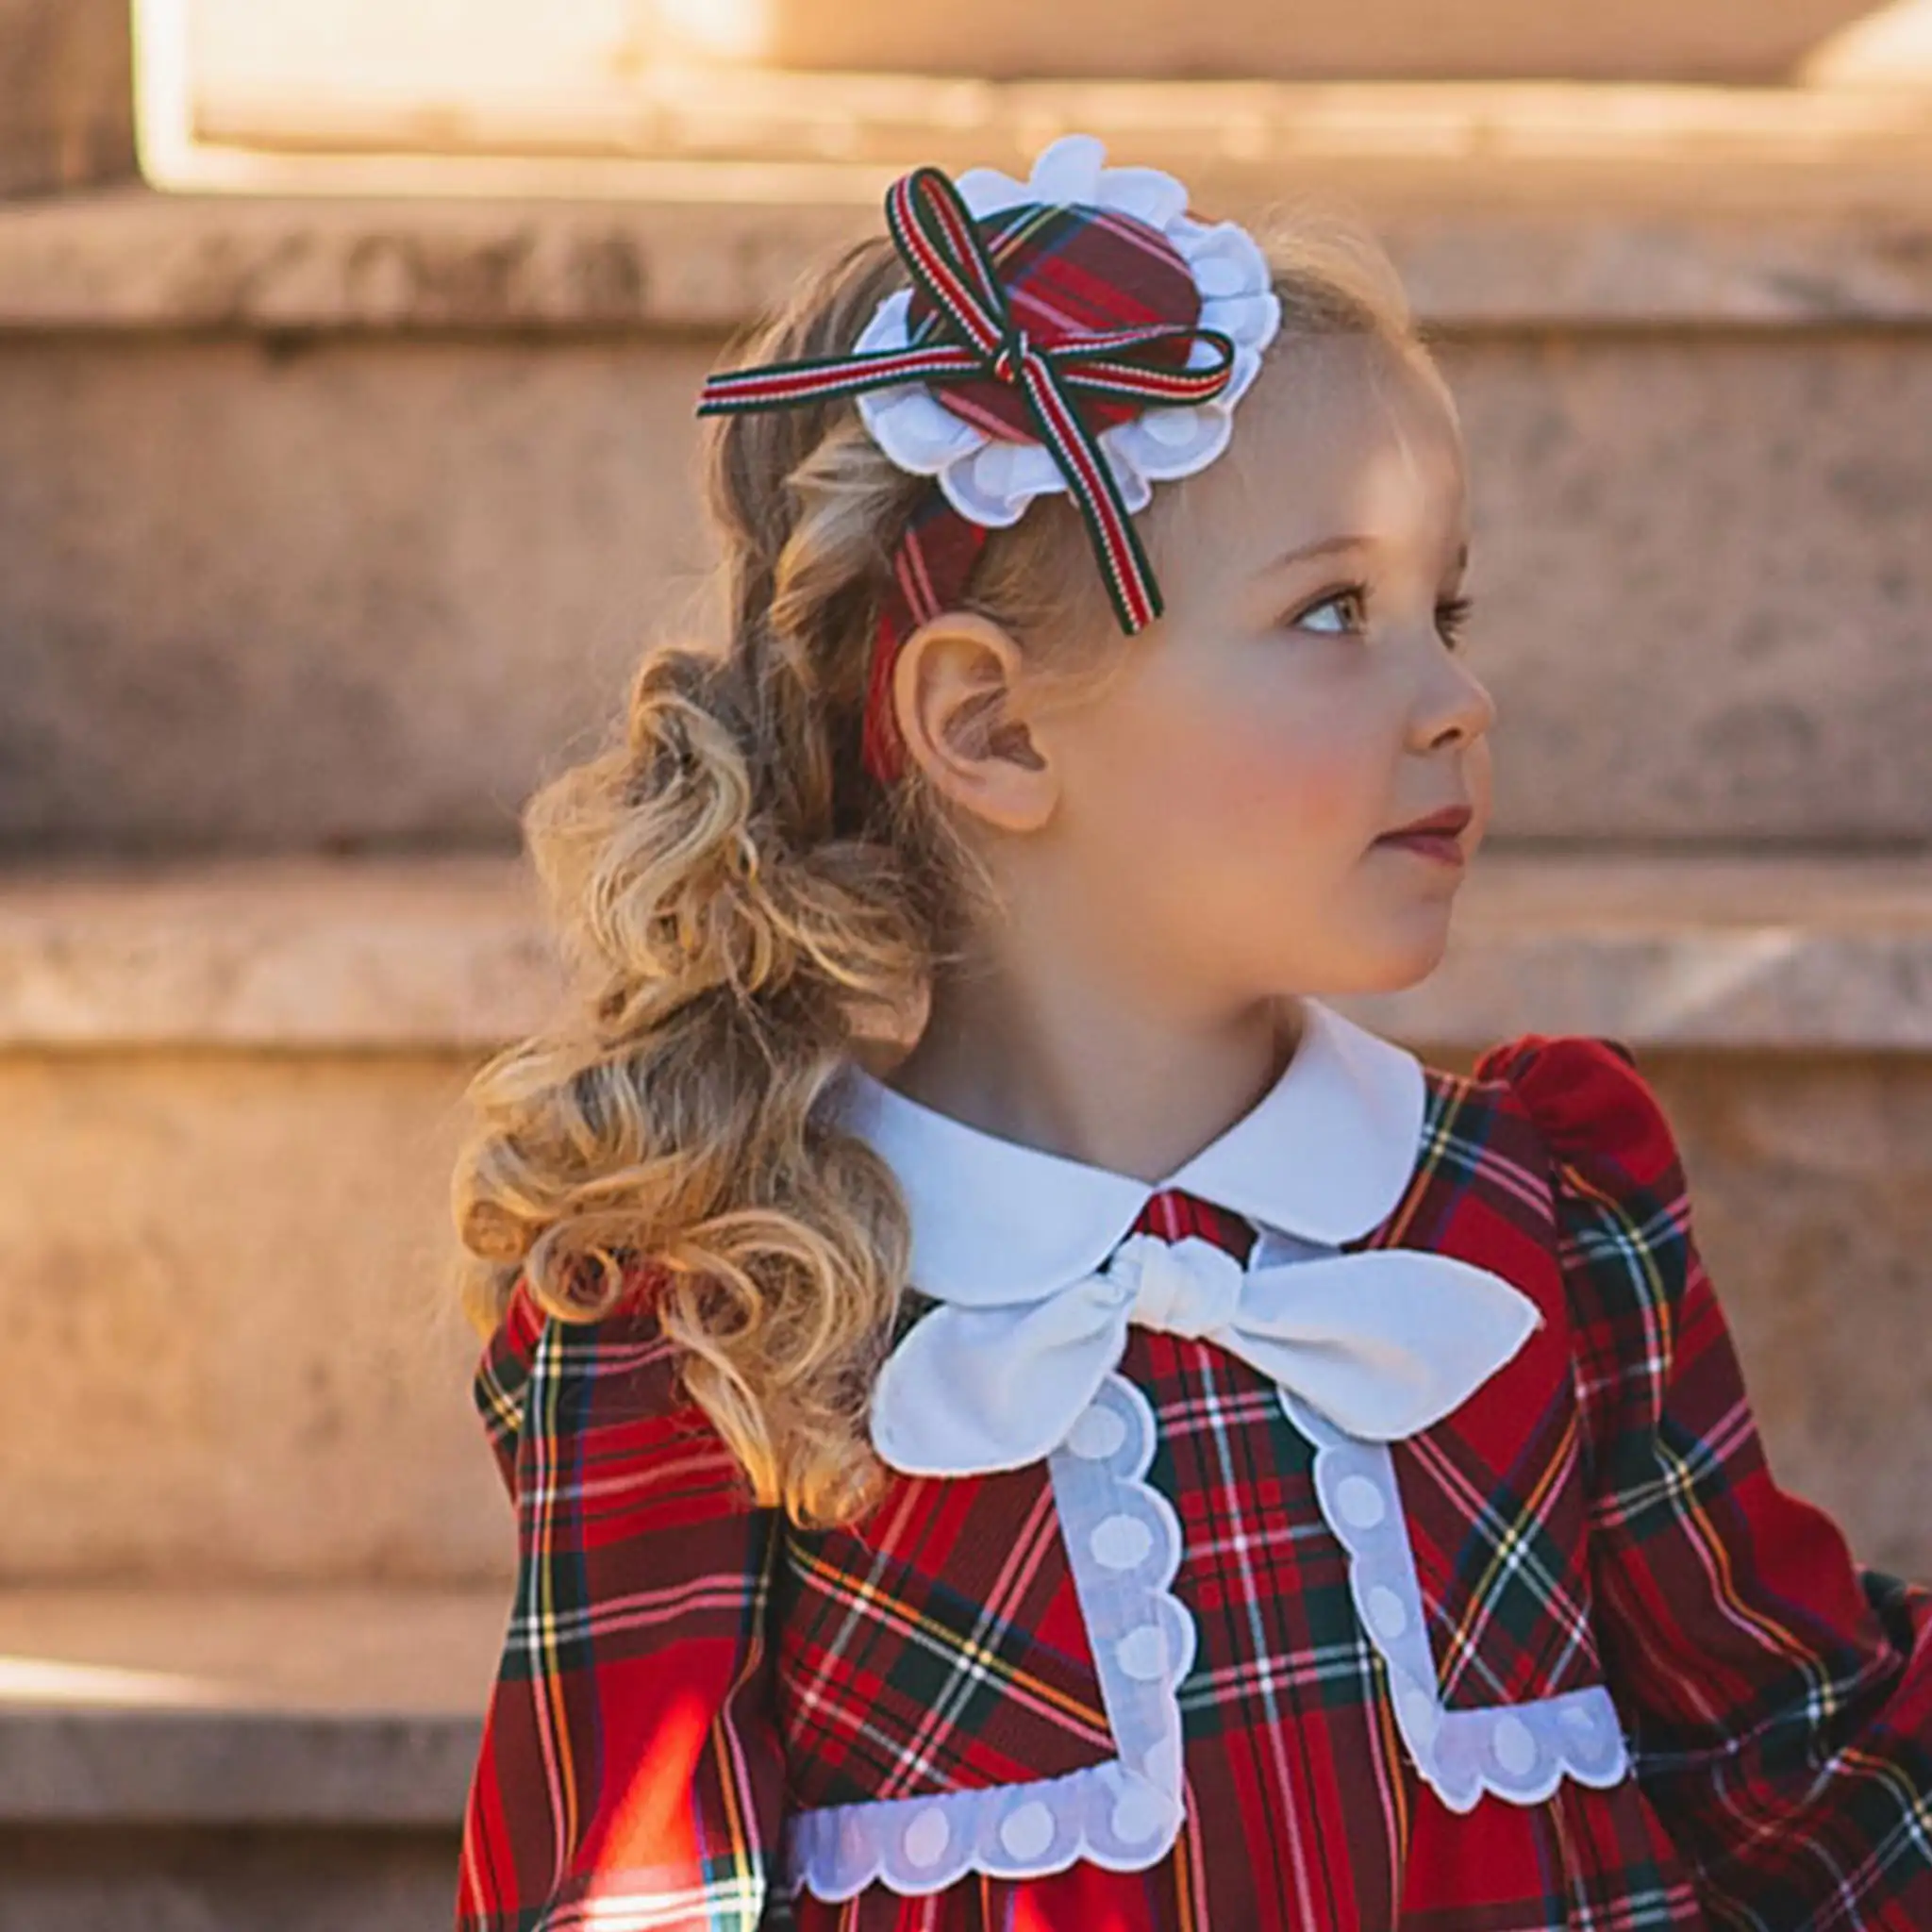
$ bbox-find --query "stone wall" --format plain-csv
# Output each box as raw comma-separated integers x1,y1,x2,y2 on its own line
0,0,136,197
1,197,1928,854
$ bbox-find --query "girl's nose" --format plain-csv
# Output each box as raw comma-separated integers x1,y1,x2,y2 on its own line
1414,646,1497,751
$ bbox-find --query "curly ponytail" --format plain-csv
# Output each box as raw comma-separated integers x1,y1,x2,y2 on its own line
449,201,1429,1530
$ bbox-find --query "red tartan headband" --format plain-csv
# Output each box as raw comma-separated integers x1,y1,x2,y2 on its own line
697,134,1283,785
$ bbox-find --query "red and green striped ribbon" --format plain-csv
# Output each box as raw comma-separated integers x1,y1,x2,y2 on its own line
697,164,1236,635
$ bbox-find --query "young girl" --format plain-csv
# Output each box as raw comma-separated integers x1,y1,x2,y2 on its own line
449,135,1932,1930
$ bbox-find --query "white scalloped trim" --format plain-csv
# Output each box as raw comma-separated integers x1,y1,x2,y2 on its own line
786,1373,1193,1899
851,131,1282,530
1281,1388,1632,1814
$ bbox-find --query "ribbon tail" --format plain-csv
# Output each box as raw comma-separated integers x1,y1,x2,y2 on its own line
697,343,980,415
1230,1250,1542,1443
1015,356,1162,631
868,1286,1128,1477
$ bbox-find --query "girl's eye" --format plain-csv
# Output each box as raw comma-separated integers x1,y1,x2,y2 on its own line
1290,585,1369,635
1287,584,1476,652
1436,594,1475,649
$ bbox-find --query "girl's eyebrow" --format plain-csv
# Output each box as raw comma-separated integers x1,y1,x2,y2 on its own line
1263,534,1472,574
1268,533,1377,571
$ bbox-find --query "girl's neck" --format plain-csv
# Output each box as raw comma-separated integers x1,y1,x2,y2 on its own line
882,967,1307,1187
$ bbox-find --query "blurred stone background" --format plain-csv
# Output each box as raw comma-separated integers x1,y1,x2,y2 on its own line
0,1,1929,1923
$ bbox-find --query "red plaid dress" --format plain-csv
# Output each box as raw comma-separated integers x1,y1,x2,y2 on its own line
454,1032,1932,1930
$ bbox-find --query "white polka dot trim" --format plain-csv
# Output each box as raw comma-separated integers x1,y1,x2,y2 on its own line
785,1374,1193,1898
1000,1800,1056,1860
1066,1405,1127,1461
1090,1513,1154,1570
903,1806,951,1869
1116,1624,1169,1682
1335,1473,1386,1529
1282,1389,1633,1813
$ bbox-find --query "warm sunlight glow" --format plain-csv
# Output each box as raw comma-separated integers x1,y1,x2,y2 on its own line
1799,0,1932,84
654,0,771,62
606,1690,712,1847
190,0,645,92
0,1655,224,1708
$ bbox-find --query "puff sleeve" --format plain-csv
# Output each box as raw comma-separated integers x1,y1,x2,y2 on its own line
1474,1032,1932,1931
454,1268,788,1931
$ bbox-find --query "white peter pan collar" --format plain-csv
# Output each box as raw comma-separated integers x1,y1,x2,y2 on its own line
830,994,1426,1302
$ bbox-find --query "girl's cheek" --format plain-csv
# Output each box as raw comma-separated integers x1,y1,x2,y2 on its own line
1194,717,1368,841
1082,667,1368,852
1193,656,1376,818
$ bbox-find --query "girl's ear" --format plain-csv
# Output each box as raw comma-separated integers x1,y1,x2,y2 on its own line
890,610,1058,832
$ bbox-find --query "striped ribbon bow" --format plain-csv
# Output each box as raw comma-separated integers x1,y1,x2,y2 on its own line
697,165,1238,633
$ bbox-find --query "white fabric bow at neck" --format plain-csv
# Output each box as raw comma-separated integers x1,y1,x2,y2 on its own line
870,1231,1542,1477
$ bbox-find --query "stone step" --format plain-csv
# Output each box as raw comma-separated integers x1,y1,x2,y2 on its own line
735,3,1932,89
1,161,1929,854
0,1585,494,1930
153,0,1932,151
0,851,1928,1591
144,72,1932,204
1,850,1927,1054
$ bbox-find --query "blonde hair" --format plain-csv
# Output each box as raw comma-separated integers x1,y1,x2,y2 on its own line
448,196,1433,1530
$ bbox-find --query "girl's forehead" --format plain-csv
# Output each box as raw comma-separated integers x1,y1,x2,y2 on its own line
1243,335,1461,498
1160,334,1468,588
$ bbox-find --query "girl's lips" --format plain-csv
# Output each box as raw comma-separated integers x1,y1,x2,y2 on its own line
1383,806,1473,841
1375,831,1466,866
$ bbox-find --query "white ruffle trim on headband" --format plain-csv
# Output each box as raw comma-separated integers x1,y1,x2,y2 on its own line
851,132,1283,529
785,1373,1193,1899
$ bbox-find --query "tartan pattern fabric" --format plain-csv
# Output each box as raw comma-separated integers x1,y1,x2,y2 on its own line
454,1032,1932,1931
1386,1144,1607,1716
896,195,1212,449
862,485,990,786
1480,1034,1932,1931
1398,1379,1600,1710
456,1281,786,1931
772,1462,1117,1807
